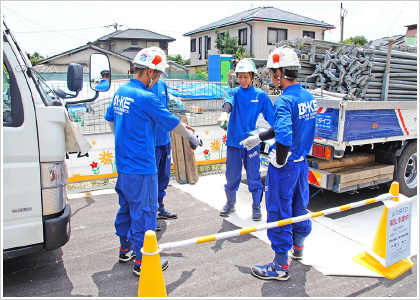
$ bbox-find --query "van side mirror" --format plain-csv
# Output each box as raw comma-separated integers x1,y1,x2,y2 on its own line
67,63,83,92
90,53,111,92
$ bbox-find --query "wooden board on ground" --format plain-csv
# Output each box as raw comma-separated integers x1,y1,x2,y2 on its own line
170,131,187,184
309,153,375,170
325,162,394,184
180,115,199,183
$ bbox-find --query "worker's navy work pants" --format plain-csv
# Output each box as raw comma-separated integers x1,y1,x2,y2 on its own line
114,172,158,260
155,142,172,204
265,159,312,253
224,146,263,205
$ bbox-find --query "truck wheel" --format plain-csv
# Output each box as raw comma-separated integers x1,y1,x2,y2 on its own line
395,142,417,197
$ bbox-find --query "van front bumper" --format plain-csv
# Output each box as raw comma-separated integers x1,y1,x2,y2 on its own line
44,203,71,251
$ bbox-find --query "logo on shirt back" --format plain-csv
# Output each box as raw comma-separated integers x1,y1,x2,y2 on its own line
251,99,258,103
113,94,134,115
298,99,317,120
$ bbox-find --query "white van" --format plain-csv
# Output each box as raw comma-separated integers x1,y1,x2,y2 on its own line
3,21,111,259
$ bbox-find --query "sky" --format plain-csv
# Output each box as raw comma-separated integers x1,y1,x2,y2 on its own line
2,1,419,59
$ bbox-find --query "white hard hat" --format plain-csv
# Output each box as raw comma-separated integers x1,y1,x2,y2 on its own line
266,46,301,70
132,47,168,74
235,58,257,74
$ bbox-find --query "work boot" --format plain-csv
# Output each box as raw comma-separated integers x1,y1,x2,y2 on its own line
251,260,290,281
157,204,178,219
133,258,169,276
119,245,136,263
252,204,262,221
290,245,304,260
220,202,236,217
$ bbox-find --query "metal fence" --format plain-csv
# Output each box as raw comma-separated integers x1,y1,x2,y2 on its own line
43,74,227,134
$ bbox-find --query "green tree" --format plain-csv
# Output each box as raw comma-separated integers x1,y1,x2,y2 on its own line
215,28,253,59
343,35,368,46
167,54,190,66
30,51,44,64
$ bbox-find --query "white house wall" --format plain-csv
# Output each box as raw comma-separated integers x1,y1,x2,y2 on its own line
188,21,327,66
253,21,325,58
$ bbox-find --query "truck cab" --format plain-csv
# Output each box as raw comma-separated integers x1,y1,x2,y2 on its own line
3,21,110,259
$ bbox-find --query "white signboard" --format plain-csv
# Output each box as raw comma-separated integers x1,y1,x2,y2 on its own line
385,200,412,267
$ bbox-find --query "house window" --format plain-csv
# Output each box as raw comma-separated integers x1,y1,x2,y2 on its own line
303,31,315,39
207,37,211,50
191,38,196,52
267,28,287,45
198,37,202,60
205,36,208,59
131,40,138,45
238,28,247,45
220,32,225,39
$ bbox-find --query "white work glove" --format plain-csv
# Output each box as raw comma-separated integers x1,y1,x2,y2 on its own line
217,112,229,130
187,131,203,150
268,150,292,169
239,135,261,151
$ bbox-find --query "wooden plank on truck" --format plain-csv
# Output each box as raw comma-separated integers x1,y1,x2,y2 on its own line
180,115,199,183
328,162,394,184
337,173,395,190
309,153,375,170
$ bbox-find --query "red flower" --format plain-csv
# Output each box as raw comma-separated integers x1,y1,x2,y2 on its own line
222,134,227,144
203,149,209,155
90,161,98,169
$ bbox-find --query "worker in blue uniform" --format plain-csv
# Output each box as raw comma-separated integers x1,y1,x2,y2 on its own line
104,47,202,276
241,46,317,281
151,79,178,222
95,70,110,91
217,58,274,221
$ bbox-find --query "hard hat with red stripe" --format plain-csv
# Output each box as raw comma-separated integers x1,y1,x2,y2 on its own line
133,47,168,75
266,46,301,70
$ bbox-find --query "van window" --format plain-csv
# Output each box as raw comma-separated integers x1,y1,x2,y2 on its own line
31,69,57,106
3,56,23,127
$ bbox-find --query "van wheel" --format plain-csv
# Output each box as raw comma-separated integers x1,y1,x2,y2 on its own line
395,142,417,197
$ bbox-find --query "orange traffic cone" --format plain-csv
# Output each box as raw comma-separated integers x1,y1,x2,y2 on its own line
353,182,413,279
138,230,167,297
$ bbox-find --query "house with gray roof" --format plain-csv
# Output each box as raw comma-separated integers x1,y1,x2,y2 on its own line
183,6,334,70
35,28,176,75
33,44,133,74
93,28,175,56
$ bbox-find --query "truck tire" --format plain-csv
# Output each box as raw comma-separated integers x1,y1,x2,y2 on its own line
395,141,417,197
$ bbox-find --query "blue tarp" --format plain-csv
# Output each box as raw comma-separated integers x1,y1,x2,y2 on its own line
167,83,230,99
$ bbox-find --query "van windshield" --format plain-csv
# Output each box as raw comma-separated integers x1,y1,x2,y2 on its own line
31,69,60,106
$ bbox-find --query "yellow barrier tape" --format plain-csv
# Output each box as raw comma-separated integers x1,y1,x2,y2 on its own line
277,218,293,226
240,227,257,235
311,211,325,218
339,204,352,211
365,198,377,205
197,235,216,244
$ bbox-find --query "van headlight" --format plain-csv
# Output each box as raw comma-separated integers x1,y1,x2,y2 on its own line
41,162,68,216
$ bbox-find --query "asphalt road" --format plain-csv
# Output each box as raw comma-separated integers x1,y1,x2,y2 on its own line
2,181,418,298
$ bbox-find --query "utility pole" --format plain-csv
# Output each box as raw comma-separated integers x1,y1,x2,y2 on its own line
105,21,123,32
340,3,348,43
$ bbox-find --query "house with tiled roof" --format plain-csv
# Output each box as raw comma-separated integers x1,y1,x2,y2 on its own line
183,6,334,70
93,28,175,56
35,29,176,75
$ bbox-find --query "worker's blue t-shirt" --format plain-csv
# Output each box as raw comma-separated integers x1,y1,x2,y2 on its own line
273,84,317,161
104,79,180,174
150,80,171,146
223,85,274,148
95,79,110,91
